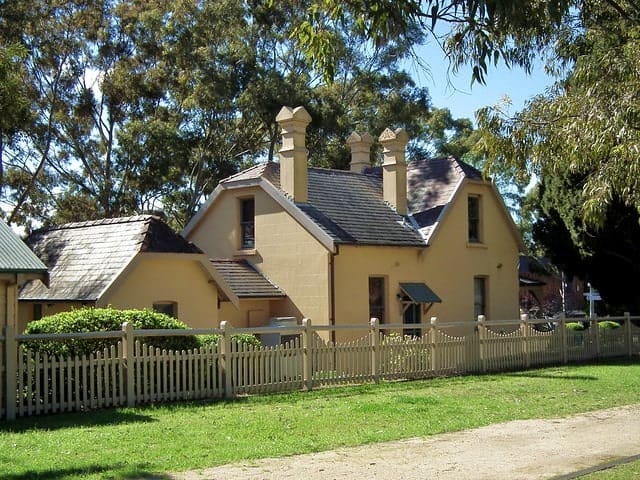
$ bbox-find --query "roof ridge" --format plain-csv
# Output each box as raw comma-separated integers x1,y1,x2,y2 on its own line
221,163,269,183
32,215,157,234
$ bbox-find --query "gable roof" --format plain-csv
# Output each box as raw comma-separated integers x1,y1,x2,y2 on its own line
0,220,48,275
211,259,285,298
20,216,203,302
184,155,523,251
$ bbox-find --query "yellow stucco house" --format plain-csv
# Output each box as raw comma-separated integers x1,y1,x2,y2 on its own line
18,215,226,332
184,106,525,337
0,219,48,329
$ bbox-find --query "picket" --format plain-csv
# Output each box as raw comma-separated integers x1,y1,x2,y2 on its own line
2,316,640,419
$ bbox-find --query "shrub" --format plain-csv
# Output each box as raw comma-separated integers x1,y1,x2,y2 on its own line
599,321,621,329
23,307,200,357
198,333,262,349
566,322,586,331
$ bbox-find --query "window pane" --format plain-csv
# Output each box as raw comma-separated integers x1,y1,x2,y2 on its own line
468,196,480,242
369,277,385,322
153,302,177,318
474,277,486,319
240,198,255,249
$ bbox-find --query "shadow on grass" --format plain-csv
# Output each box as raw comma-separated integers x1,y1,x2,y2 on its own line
0,409,157,434
2,463,172,480
506,372,598,380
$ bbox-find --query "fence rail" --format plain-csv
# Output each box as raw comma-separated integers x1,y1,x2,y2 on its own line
2,314,639,419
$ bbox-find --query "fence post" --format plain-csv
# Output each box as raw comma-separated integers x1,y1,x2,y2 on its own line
520,314,530,369
624,312,632,358
592,314,600,359
219,321,233,399
302,318,313,391
477,315,486,373
4,325,17,420
121,322,135,407
430,317,438,374
559,314,568,364
370,318,379,384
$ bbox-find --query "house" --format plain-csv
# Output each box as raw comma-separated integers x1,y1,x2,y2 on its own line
0,219,48,329
519,255,585,317
18,215,227,332
184,106,525,337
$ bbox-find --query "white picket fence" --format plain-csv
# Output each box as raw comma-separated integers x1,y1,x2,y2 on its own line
1,315,639,419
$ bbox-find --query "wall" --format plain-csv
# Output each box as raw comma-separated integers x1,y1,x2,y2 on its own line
188,187,331,327
0,281,7,327
18,301,88,332
333,180,520,338
423,181,521,328
104,254,219,329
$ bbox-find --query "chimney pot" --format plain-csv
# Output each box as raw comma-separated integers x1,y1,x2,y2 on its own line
276,106,312,203
346,131,374,173
378,128,409,215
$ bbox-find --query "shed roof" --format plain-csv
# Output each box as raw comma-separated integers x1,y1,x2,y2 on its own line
0,220,48,274
211,259,285,298
20,216,202,302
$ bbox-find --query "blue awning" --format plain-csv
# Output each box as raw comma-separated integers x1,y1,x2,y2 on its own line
399,282,441,303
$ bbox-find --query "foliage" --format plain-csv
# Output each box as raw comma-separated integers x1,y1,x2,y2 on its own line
199,333,262,348
566,322,586,331
525,161,640,314
293,0,572,85
23,307,200,356
599,321,621,329
476,1,640,228
0,0,441,231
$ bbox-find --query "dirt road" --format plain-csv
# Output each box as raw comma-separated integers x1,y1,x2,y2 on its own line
173,404,640,480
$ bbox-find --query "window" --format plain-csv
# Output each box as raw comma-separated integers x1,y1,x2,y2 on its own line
240,197,255,250
153,301,177,318
369,277,386,322
33,304,43,321
468,195,481,243
473,277,487,320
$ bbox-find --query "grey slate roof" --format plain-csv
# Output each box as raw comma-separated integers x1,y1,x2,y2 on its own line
222,157,482,246
224,163,425,246
20,216,202,302
211,259,285,298
0,220,48,274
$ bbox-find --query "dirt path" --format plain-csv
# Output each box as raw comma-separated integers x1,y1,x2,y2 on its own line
172,404,640,480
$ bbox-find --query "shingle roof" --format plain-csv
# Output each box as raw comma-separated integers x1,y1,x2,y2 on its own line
0,220,48,274
223,157,482,246
211,259,285,298
20,216,201,302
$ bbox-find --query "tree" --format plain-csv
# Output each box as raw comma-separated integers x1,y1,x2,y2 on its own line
475,1,640,227
529,163,640,313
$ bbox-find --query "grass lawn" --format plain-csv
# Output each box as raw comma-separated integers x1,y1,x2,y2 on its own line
578,458,640,479
1,359,639,480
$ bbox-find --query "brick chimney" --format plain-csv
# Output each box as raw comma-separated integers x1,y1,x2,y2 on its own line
346,132,374,173
276,106,312,203
379,127,409,215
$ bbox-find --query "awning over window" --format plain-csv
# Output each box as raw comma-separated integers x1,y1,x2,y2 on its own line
399,282,442,304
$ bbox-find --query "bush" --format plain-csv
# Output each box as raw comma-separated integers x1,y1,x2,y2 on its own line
23,307,201,357
566,322,586,331
599,321,621,329
199,333,262,349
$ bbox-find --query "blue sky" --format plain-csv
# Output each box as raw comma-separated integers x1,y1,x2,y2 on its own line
407,44,555,122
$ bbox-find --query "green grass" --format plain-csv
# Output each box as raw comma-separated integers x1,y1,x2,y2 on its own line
578,458,640,479
1,360,639,480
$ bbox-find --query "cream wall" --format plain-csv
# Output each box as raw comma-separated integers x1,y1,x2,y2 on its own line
422,181,521,324
188,187,331,327
333,181,520,338
103,254,219,328
18,301,88,332
1,281,7,327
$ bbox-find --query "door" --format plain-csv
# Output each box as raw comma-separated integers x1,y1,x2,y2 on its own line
403,303,421,337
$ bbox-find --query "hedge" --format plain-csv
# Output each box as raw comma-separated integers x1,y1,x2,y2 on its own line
24,308,201,356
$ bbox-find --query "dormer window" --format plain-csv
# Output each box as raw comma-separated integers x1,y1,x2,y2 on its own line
468,195,481,243
240,197,255,250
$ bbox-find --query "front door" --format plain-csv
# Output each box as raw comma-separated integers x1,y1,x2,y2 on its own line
403,303,421,337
